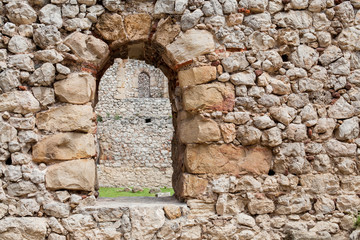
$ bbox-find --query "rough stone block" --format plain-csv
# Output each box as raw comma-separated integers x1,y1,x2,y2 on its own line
95,13,127,41
0,217,47,240
0,91,40,114
165,29,215,66
183,82,234,112
124,13,152,42
36,105,94,132
179,115,221,143
178,66,217,87
178,173,208,198
54,72,96,104
32,132,95,162
184,144,272,175
153,17,181,48
46,159,95,191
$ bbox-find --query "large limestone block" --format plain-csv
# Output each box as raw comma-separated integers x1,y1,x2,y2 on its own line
95,13,127,41
179,115,221,143
153,17,181,48
0,217,47,240
54,72,96,104
64,32,110,68
0,91,40,114
184,144,272,175
178,173,208,198
124,13,152,41
32,132,96,162
46,159,95,191
165,29,215,65
183,82,234,112
130,207,166,240
36,105,94,132
178,66,217,87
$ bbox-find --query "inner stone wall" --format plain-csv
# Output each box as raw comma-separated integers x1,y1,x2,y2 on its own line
0,0,360,239
96,59,173,187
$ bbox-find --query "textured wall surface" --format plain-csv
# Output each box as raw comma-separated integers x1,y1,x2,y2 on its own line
96,59,173,188
0,0,360,239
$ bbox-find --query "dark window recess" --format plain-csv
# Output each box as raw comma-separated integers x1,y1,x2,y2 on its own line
138,72,150,98
145,118,151,123
281,55,289,61
5,157,12,165
268,169,275,176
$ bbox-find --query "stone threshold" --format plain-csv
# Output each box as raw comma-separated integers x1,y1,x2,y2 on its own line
87,196,186,208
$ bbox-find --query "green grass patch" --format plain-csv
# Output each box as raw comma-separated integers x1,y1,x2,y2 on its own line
99,187,174,197
355,213,360,227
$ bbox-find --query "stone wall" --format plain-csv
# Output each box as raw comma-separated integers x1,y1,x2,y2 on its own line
0,0,360,239
96,59,173,188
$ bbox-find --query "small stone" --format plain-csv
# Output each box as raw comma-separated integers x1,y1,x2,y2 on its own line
164,205,181,219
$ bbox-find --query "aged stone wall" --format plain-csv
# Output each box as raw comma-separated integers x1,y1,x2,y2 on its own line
0,0,360,239
96,59,173,188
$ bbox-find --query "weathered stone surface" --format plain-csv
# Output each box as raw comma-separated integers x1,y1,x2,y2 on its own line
300,174,340,194
39,4,62,28
0,217,47,239
337,27,360,51
335,117,359,141
0,69,20,93
248,198,275,215
6,181,38,197
32,133,96,162
8,35,35,54
64,32,110,68
290,45,319,70
269,105,297,125
163,205,182,220
244,12,272,30
261,127,282,147
276,193,312,214
103,0,122,11
328,97,355,119
6,2,37,25
63,18,92,31
286,124,308,142
336,195,360,213
0,121,17,144
124,13,152,41
220,123,236,143
153,17,181,47
46,159,95,191
314,196,335,214
130,207,166,240
178,66,216,87
312,118,336,141
34,49,63,64
237,126,262,146
95,13,127,41
33,25,61,49
181,9,203,31
32,87,55,106
178,173,208,198
222,52,249,73
54,72,96,104
319,45,342,66
43,201,70,218
29,63,56,86
185,144,272,175
8,54,35,72
165,29,215,65
273,10,312,29
179,115,221,143
183,82,234,112
324,139,357,157
224,112,250,125
0,91,40,114
230,71,256,86
154,0,175,14
36,105,93,132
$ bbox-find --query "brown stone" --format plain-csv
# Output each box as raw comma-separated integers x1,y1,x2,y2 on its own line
179,115,221,144
36,105,94,132
46,159,95,191
178,66,217,87
220,123,236,143
183,82,235,112
163,205,182,220
32,132,96,162
178,173,208,198
54,72,96,104
165,29,215,66
184,144,272,175
124,13,152,42
153,17,181,48
95,13,127,42
64,32,110,69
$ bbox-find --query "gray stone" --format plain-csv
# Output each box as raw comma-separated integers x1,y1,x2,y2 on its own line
62,4,79,18
39,4,63,28
6,181,37,197
32,87,55,106
0,69,20,92
222,53,249,73
43,201,71,218
8,35,35,54
8,54,35,72
34,49,64,63
0,91,40,114
244,12,272,30
261,127,282,147
273,10,312,29
237,125,262,146
29,63,55,86
336,117,359,141
290,45,319,70
253,115,276,129
230,71,256,86
325,139,357,157
328,97,355,119
0,217,47,239
181,9,203,31
154,0,175,14
33,25,61,49
6,2,37,25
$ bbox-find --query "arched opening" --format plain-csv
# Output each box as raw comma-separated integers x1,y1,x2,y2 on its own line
95,58,174,193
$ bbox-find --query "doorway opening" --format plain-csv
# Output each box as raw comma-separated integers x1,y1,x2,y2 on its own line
95,58,174,197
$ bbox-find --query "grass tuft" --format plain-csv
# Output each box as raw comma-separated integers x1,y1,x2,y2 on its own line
99,187,174,197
